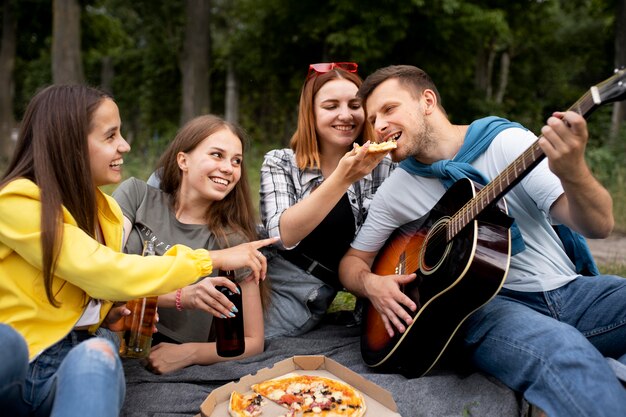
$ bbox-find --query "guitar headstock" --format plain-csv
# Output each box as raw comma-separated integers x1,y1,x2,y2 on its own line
570,68,626,118
593,68,626,106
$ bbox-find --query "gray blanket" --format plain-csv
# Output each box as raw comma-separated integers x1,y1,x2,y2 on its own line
121,323,526,417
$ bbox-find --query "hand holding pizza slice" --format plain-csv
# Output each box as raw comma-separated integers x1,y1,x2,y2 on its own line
353,139,397,154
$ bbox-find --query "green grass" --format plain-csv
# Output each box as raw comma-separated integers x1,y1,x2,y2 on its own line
599,262,626,277
327,291,357,313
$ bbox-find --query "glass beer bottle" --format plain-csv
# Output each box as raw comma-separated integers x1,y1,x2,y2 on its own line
214,270,245,357
119,240,159,359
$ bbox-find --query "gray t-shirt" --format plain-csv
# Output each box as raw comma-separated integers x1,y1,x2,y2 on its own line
113,177,247,343
352,127,579,292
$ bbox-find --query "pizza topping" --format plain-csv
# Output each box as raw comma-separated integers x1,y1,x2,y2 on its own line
229,392,265,417
267,389,286,401
286,382,306,394
278,393,303,406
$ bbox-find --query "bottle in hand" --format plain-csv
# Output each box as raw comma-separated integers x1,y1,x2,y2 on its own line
215,270,245,357
119,240,159,359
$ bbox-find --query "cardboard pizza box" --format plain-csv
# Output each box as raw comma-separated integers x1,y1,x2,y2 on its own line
200,355,401,417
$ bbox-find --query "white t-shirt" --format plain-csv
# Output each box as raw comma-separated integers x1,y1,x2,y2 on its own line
352,127,579,292
75,299,102,328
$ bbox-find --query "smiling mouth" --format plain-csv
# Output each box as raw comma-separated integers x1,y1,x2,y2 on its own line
384,131,401,142
334,125,354,131
210,177,230,186
110,158,124,167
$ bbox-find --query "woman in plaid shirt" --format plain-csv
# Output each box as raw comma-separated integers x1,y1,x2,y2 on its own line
260,63,396,339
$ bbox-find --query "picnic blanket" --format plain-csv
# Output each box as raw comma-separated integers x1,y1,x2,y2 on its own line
121,323,526,417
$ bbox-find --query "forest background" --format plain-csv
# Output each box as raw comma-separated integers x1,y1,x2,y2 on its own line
1,0,625,271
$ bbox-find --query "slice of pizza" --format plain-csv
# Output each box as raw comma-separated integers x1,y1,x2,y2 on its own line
251,373,367,417
353,139,397,153
228,391,265,417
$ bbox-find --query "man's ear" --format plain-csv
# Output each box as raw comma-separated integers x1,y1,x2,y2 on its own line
422,89,438,115
177,152,188,172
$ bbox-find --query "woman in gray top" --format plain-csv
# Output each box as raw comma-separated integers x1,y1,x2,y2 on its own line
114,115,268,373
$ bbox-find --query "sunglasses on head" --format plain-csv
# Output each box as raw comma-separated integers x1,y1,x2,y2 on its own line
307,62,358,78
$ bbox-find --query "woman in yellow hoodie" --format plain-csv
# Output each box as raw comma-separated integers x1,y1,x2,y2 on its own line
0,85,276,417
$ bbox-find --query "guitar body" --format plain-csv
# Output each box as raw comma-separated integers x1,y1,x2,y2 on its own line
361,178,512,377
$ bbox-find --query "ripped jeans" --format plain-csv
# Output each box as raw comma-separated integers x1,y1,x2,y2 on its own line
0,324,125,417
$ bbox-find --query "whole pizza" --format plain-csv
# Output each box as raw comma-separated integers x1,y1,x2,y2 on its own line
228,373,367,417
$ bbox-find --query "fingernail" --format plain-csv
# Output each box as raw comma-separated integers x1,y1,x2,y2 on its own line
220,314,227,319
231,306,239,313
228,312,236,318
236,287,241,294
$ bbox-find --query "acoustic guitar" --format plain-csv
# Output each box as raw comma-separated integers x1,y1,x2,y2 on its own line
360,69,626,378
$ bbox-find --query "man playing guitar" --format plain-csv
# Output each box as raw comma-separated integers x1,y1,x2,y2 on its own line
339,65,626,417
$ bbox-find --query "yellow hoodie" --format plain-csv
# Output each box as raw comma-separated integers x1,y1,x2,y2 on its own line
0,179,213,360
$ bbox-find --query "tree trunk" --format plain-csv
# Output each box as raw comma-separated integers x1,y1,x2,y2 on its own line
225,59,239,124
0,0,16,161
610,0,626,143
52,0,84,84
180,0,211,125
474,38,496,100
100,56,114,94
494,51,510,104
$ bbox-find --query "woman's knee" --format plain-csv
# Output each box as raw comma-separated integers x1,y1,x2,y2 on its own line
0,325,28,373
70,337,121,372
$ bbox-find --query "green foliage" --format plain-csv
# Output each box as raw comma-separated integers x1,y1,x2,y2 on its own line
586,133,626,232
5,0,626,231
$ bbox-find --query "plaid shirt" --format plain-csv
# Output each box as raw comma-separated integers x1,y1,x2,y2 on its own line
260,148,396,250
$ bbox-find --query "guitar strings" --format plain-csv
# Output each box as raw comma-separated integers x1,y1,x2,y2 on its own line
427,90,593,252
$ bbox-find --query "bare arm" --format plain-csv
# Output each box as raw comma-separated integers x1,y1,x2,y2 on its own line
157,275,240,319
279,146,389,247
208,236,279,282
121,216,132,247
145,279,264,373
540,111,614,238
339,247,417,337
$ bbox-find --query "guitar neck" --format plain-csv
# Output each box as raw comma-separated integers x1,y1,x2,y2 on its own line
447,88,600,241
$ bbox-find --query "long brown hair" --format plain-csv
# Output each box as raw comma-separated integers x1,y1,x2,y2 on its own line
290,68,374,170
0,85,112,307
156,114,258,245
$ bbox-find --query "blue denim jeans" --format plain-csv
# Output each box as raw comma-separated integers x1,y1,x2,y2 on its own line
462,275,626,417
0,324,125,417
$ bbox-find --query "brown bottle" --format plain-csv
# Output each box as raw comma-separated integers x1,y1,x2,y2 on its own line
119,240,158,358
214,271,245,357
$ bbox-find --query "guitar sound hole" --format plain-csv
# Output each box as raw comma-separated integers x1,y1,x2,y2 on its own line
423,242,445,269
420,219,451,274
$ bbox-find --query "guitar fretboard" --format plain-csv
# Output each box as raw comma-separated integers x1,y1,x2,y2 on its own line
446,89,598,242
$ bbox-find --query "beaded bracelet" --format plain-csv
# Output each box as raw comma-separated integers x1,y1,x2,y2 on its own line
175,288,184,311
